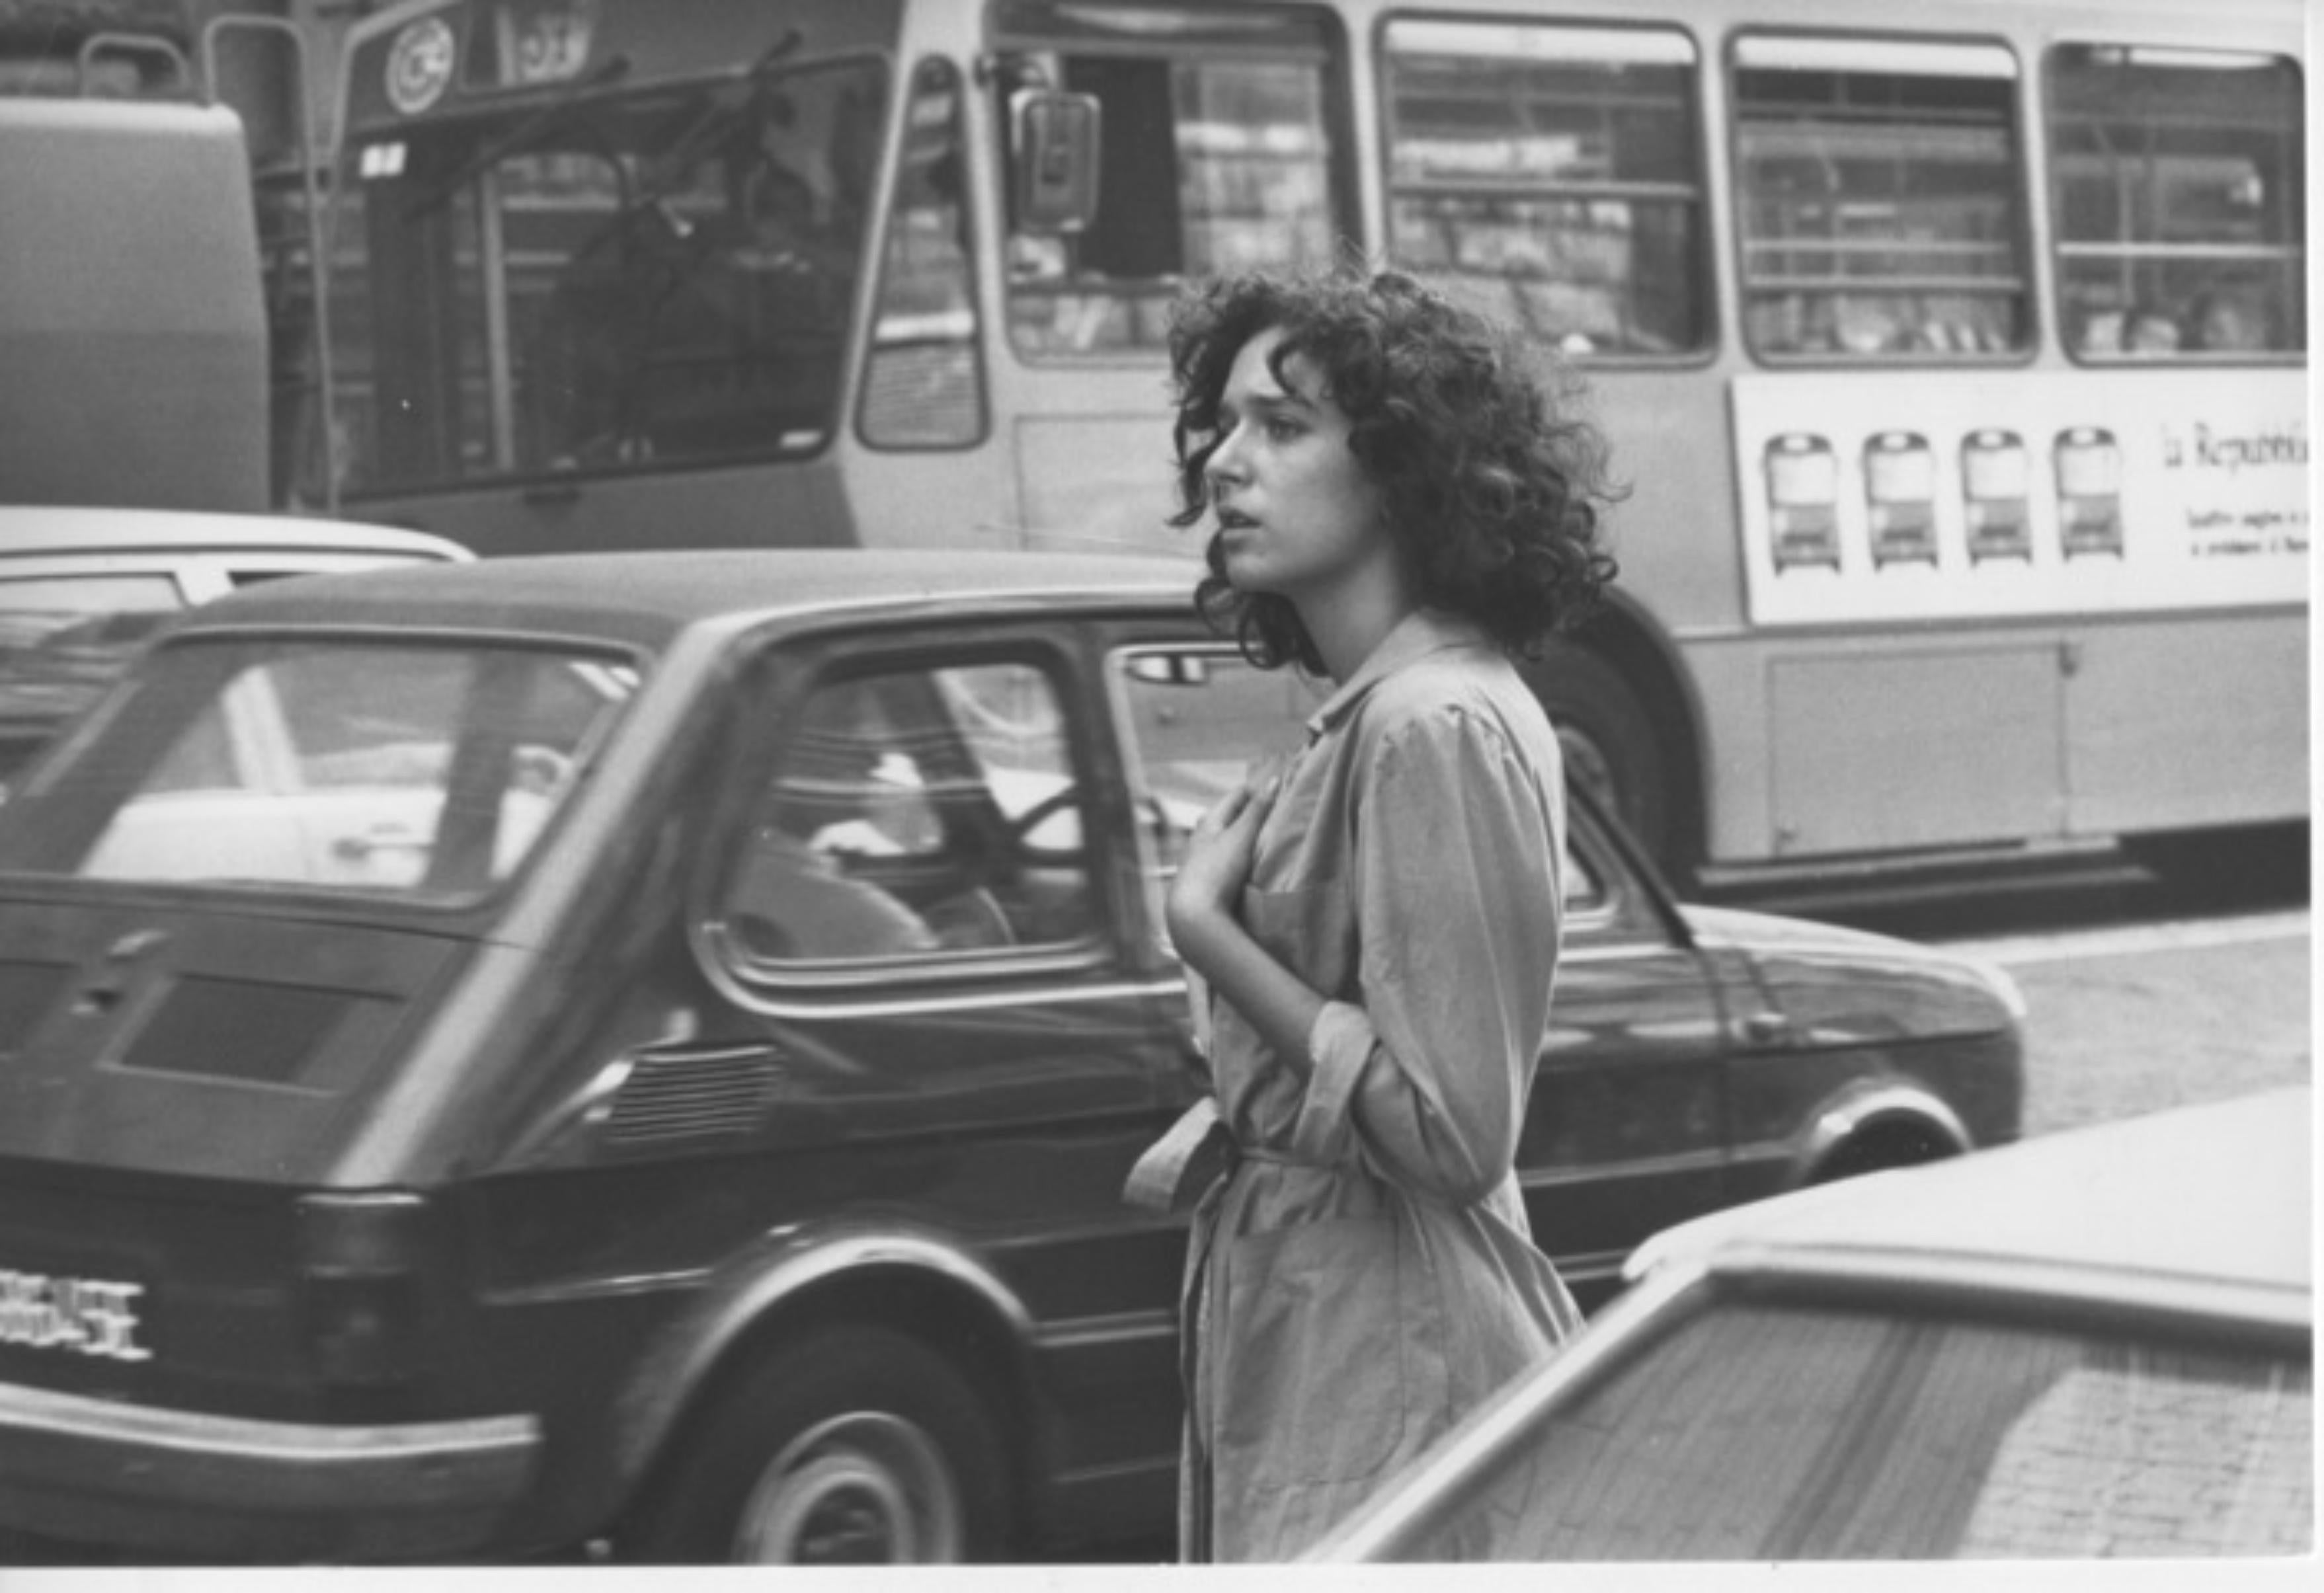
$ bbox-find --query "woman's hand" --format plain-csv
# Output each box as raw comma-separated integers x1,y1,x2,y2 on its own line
1165,776,1279,946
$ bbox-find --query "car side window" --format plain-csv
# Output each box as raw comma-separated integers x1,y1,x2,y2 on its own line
716,656,1098,967
1406,1298,2313,1559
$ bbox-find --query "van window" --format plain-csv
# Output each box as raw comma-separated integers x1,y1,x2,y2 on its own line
1734,36,2028,360
994,1,1348,357
2048,46,2304,362
1383,20,1706,358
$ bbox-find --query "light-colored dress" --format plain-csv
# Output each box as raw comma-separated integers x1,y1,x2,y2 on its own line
1137,608,1585,1561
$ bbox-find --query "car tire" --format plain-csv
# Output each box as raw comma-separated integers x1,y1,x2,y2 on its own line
624,1326,1012,1564
1524,644,1675,874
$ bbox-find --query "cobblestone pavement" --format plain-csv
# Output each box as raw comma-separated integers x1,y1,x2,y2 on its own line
1941,911,2311,1138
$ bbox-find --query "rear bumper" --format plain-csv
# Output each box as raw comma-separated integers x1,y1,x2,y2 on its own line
0,1377,540,1560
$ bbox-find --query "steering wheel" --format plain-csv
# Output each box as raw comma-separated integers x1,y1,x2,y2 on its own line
1002,783,1087,857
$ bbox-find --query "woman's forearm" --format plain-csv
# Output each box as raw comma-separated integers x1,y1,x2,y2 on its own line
1170,903,1328,1077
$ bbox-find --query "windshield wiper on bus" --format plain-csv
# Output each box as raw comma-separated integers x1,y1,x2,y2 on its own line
401,51,632,220
616,30,801,224
573,30,807,456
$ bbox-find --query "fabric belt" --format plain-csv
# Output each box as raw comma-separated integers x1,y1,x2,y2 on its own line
1122,1097,1308,1213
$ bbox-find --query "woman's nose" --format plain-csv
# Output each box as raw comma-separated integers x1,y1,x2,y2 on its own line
1206,428,1248,492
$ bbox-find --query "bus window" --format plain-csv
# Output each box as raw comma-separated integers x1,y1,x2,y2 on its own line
993,1,1348,358
323,58,885,496
2048,46,2304,362
1382,20,1706,359
1734,36,2028,361
860,58,984,449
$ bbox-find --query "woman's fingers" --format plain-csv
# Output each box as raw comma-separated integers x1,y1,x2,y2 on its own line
1195,785,1251,838
1232,775,1282,832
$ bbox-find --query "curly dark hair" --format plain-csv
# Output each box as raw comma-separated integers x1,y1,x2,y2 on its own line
1168,267,1620,672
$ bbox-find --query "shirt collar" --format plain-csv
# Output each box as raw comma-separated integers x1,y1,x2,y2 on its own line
1304,607,1494,739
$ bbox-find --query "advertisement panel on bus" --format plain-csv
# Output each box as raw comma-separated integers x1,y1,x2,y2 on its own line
1736,371,2307,626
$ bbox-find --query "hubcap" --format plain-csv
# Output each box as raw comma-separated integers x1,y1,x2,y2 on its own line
733,1412,964,1564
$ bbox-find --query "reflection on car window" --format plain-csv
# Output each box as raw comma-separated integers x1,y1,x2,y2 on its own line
720,658,1096,965
1413,1300,2313,1559
0,640,637,900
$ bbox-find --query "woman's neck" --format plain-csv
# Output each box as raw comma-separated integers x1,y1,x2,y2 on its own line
1299,559,1421,684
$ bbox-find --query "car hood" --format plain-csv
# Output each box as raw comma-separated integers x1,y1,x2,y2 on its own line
1680,903,2025,1040
1630,1085,2311,1299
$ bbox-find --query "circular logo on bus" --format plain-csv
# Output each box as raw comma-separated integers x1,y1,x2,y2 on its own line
385,16,457,115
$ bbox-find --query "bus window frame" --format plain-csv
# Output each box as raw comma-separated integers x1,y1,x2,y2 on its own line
2043,40,2306,370
856,54,992,453
1724,26,2040,372
985,0,1362,368
1372,9,1720,371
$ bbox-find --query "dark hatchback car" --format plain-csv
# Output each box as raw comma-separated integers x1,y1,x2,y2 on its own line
0,552,2023,1564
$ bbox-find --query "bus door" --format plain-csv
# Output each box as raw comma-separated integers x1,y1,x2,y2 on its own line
974,1,1359,556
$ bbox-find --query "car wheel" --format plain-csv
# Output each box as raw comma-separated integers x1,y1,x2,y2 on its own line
1525,645,1675,874
625,1327,1012,1564
1809,1120,1959,1183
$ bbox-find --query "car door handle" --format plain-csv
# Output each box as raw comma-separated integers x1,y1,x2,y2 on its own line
1739,1011,1792,1046
333,825,428,861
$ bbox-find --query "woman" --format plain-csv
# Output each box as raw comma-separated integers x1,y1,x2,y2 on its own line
1125,267,1619,1561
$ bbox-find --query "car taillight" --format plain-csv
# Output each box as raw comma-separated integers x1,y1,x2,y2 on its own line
295,1191,430,1386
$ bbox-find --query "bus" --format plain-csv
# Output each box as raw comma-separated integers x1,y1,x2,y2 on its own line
292,0,2308,884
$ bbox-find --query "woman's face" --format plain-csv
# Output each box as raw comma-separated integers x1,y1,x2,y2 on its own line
1204,327,1392,602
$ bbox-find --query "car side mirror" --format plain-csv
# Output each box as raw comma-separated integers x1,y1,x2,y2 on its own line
1010,88,1100,235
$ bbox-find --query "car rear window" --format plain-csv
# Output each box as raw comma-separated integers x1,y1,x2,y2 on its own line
0,637,639,903
1406,1298,2311,1559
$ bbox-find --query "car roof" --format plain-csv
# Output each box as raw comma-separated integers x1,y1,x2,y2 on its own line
166,549,1208,652
1632,1085,2312,1300
0,506,469,563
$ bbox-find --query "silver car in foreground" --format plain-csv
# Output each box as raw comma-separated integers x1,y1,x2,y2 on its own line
1312,1085,2312,1562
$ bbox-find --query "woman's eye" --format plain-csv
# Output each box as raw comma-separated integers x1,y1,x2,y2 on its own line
1264,417,1300,442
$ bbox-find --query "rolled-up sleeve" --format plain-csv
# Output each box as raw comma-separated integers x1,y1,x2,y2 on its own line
1288,707,1563,1204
